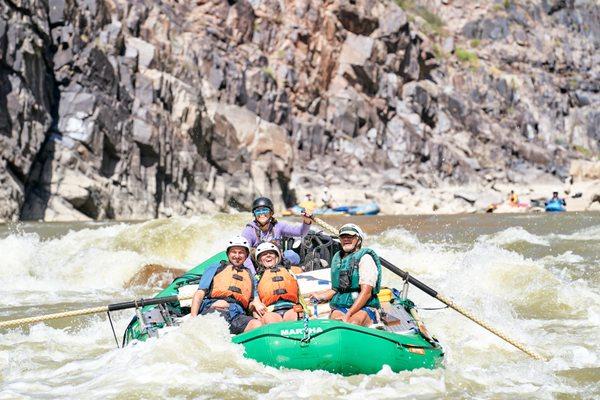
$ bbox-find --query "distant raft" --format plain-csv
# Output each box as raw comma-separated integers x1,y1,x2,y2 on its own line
284,203,381,216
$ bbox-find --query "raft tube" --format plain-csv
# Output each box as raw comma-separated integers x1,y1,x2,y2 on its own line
545,200,566,212
234,319,442,375
286,203,381,216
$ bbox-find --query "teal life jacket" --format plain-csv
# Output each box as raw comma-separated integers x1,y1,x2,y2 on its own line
330,247,382,309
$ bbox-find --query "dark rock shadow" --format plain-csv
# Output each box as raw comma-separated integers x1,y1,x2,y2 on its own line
0,70,12,137
20,136,56,220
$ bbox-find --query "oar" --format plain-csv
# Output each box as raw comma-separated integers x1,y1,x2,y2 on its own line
0,294,193,329
310,216,547,361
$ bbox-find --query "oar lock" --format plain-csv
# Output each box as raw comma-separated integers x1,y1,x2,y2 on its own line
401,272,410,300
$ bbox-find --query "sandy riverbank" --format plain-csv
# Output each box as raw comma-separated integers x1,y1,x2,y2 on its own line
293,179,600,216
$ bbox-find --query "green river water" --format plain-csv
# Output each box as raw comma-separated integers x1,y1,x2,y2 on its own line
0,212,598,399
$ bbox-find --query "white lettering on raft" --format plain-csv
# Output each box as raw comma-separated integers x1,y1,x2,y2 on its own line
280,327,324,336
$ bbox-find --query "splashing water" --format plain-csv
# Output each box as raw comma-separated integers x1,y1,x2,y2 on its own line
0,213,598,399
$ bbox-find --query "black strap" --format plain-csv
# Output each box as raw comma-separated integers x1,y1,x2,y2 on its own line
232,274,244,281
272,276,284,282
228,286,242,294
274,288,287,295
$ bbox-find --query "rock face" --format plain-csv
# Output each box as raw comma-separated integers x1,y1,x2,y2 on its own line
0,0,598,221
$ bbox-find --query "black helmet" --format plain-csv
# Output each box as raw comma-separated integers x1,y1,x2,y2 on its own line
252,197,274,212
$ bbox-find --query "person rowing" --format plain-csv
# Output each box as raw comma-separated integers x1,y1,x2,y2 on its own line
545,191,566,208
309,223,382,327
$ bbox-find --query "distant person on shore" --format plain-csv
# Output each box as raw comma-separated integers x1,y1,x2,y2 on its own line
321,188,334,209
508,190,519,207
190,236,262,334
298,193,317,213
545,191,566,208
241,197,312,273
309,223,382,327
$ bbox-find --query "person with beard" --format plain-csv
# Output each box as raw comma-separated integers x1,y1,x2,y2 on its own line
308,224,382,327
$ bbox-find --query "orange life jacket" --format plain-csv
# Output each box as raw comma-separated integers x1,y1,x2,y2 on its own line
257,266,299,306
210,264,253,309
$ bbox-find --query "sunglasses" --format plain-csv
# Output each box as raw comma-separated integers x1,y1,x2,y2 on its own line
253,207,271,216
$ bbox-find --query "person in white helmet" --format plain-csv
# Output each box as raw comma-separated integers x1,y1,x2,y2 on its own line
309,223,382,327
251,242,303,324
190,236,262,334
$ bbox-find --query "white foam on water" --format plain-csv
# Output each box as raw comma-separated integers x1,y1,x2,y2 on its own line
0,314,445,399
0,215,598,398
478,227,550,247
553,224,600,241
540,251,585,265
367,227,600,399
0,215,249,306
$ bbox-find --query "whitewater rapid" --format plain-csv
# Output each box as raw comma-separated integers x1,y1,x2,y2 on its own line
0,213,598,399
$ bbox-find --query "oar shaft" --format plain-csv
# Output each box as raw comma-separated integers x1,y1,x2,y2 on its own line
379,258,438,298
0,306,109,329
108,295,182,312
0,294,194,329
435,294,546,361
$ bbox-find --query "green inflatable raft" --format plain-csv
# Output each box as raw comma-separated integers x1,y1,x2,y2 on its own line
123,245,444,375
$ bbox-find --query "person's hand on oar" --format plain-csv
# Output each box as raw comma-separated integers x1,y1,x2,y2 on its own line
301,210,313,225
307,289,335,303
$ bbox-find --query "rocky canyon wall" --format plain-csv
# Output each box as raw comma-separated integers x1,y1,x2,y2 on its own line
0,0,598,221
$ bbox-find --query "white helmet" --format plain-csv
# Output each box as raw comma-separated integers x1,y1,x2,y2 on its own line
256,242,281,260
338,223,366,241
226,235,251,254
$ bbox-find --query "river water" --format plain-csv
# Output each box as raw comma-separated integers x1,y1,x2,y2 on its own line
0,213,598,399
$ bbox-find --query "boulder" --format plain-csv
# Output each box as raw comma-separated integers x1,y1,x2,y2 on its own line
225,0,255,45
339,33,374,66
462,18,511,41
0,161,24,222
209,103,293,208
570,160,600,182
335,0,379,36
125,37,155,69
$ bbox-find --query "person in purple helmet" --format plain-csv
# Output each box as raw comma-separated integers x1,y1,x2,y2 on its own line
241,197,312,273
